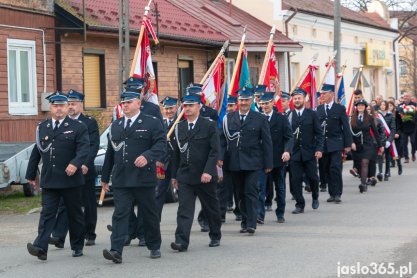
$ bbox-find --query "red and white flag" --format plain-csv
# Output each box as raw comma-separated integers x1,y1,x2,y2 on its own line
202,57,225,110
262,45,282,112
132,16,159,104
297,65,318,109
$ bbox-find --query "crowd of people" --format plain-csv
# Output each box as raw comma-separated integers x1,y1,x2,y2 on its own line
24,77,417,264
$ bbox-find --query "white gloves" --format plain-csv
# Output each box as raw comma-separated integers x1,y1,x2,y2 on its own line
385,141,391,149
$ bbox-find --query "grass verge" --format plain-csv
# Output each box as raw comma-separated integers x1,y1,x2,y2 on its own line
0,192,41,215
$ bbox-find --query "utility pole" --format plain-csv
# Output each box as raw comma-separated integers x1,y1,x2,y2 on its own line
118,0,130,93
334,0,341,72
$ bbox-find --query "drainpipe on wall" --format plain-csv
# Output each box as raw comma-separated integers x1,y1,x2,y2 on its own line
285,8,298,90
0,24,47,95
392,34,401,99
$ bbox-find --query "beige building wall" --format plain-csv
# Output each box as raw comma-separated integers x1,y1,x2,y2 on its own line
234,0,399,102
398,37,417,95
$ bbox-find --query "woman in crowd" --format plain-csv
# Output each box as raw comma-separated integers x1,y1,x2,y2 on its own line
376,101,396,181
367,105,386,185
350,100,383,193
389,101,403,175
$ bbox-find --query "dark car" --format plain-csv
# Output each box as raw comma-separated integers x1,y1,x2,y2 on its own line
94,127,178,203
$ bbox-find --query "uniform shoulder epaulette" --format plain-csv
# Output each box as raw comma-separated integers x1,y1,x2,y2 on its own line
88,116,92,119
78,120,83,124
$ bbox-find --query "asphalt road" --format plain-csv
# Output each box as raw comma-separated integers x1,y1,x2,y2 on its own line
1,160,417,278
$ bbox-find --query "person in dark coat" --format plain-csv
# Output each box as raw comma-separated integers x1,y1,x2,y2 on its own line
101,90,166,263
316,84,352,203
289,88,324,214
378,100,396,181
49,90,100,248
220,87,273,234
350,99,383,193
388,101,403,175
26,92,90,260
258,92,293,223
170,92,222,251
397,92,417,163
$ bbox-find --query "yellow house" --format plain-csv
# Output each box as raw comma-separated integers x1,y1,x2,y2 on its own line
233,0,400,101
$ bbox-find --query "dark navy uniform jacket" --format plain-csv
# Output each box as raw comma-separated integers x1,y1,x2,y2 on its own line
220,110,273,171
267,111,294,168
172,116,219,185
316,103,352,153
101,113,166,188
26,116,90,188
291,108,324,162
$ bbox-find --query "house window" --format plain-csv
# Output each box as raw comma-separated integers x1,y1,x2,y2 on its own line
226,59,235,85
7,39,37,115
178,59,194,98
290,62,300,88
83,54,106,108
399,60,408,76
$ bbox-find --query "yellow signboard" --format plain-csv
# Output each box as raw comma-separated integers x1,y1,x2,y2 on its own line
365,43,390,67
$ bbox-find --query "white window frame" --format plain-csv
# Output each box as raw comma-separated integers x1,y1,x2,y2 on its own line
7,39,38,115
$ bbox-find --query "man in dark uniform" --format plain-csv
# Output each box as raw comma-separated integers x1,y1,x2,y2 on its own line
107,77,164,247
316,84,352,203
186,84,219,232
156,96,178,217
258,92,293,223
220,87,273,235
26,92,90,260
290,88,324,214
49,90,100,248
217,96,242,222
253,85,266,112
170,92,222,251
101,90,166,263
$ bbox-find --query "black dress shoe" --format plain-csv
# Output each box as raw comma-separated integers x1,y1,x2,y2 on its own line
200,226,209,232
247,227,255,235
85,239,95,246
334,196,342,203
235,215,242,221
384,175,389,181
103,249,122,263
377,173,383,182
312,199,319,209
320,187,327,192
138,238,146,247
398,164,403,175
327,196,335,202
292,207,304,214
72,250,83,257
27,243,47,261
150,249,161,259
239,227,248,233
170,242,187,252
48,237,64,249
304,185,311,192
370,177,377,186
209,239,220,247
107,225,112,232
265,205,272,211
256,218,264,225
277,217,285,223
359,184,365,193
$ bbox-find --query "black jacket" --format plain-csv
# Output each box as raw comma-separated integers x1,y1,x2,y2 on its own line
267,111,294,167
200,105,219,122
221,110,273,171
26,116,90,188
316,103,352,152
101,113,166,187
379,112,396,143
78,113,100,181
291,109,324,162
172,117,219,184
141,101,163,123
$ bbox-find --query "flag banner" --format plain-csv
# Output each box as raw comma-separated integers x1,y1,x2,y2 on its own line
202,57,226,110
132,16,158,104
346,69,363,115
337,75,346,106
299,65,318,109
262,45,282,112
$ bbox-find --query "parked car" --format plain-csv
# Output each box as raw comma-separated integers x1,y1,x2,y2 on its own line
94,127,177,203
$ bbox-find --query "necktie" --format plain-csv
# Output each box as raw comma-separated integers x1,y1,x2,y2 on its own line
267,115,271,122
240,115,245,124
53,120,60,132
359,115,363,122
188,123,194,131
125,119,132,132
326,105,330,115
297,111,301,117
